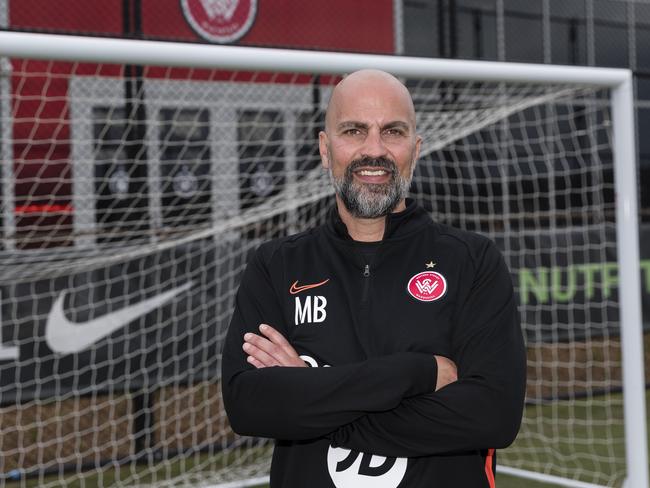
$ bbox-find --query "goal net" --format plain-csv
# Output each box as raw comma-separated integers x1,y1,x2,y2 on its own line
0,33,645,488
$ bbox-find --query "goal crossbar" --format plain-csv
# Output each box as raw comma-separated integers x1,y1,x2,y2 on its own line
0,31,633,86
0,31,646,488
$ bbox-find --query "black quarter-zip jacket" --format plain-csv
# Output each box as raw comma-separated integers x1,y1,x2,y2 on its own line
222,200,526,488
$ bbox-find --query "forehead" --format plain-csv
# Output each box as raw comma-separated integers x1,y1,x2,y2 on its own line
329,78,415,126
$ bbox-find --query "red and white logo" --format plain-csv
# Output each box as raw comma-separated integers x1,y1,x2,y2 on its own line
181,0,258,44
407,271,447,302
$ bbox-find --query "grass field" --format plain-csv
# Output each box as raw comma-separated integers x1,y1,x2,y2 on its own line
6,392,649,487
497,390,641,487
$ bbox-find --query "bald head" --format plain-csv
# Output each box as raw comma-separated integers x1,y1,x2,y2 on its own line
325,69,417,133
318,69,422,223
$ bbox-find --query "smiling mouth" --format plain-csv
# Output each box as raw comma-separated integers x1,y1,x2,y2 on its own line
356,169,389,176
352,167,393,183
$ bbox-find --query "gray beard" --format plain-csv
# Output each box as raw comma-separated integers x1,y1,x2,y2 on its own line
329,156,413,219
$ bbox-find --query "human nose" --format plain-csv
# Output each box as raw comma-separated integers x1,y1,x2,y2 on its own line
361,128,387,159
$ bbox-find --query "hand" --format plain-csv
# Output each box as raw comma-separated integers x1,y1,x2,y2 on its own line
434,355,457,391
243,324,307,368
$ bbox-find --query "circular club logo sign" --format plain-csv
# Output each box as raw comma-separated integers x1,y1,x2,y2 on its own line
407,271,447,302
181,0,258,44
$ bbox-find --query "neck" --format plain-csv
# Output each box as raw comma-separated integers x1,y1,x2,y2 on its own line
336,198,406,242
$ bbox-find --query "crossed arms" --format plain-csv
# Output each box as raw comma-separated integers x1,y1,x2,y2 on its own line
221,241,526,457
243,323,458,388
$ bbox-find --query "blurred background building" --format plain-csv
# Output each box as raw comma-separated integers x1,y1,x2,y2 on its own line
3,0,647,217
402,0,650,218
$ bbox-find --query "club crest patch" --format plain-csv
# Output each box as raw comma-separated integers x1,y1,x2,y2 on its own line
181,0,258,44
407,271,447,302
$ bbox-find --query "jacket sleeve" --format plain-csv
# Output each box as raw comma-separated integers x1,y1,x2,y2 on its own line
221,243,438,441
328,241,526,457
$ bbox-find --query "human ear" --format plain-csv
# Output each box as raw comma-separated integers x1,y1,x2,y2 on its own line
319,131,330,169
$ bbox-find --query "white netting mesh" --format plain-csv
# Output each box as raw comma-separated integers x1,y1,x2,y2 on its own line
0,49,630,488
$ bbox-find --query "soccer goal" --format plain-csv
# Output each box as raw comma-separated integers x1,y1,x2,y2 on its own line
0,31,646,488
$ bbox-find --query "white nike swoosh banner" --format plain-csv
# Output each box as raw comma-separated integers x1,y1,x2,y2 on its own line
46,282,193,354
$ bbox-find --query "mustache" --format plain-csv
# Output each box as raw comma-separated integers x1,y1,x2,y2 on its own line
346,156,397,175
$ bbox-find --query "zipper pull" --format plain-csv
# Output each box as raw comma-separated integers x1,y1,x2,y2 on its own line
363,264,370,277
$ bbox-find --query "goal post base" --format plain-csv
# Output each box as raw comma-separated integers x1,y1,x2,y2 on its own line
498,466,609,488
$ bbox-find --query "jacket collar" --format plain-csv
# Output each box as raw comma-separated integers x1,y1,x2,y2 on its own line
326,198,430,242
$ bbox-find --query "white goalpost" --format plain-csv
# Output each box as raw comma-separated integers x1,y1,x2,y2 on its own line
0,31,647,488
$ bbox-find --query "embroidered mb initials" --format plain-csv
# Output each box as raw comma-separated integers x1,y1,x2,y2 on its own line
294,296,327,325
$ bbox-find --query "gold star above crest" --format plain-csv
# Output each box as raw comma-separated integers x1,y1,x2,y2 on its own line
425,261,435,269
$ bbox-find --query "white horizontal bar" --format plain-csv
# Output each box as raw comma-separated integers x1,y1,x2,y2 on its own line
498,466,608,488
204,476,269,488
0,31,631,87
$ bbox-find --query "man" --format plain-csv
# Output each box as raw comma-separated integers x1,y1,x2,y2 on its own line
221,69,526,488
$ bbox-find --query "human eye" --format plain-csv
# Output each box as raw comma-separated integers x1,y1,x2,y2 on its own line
341,126,363,137
384,127,407,137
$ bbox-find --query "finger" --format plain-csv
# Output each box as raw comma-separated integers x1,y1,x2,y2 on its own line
245,332,306,367
247,355,266,369
245,332,286,362
243,341,279,367
259,324,299,356
259,324,290,346
257,328,303,365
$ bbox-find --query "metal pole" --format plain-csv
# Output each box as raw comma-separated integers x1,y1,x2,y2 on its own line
498,466,608,488
122,0,154,457
0,0,14,251
393,0,404,55
611,74,649,488
0,31,632,87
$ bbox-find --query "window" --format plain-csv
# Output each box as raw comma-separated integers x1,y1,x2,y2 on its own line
237,110,285,210
237,110,286,239
93,106,149,242
159,107,211,229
